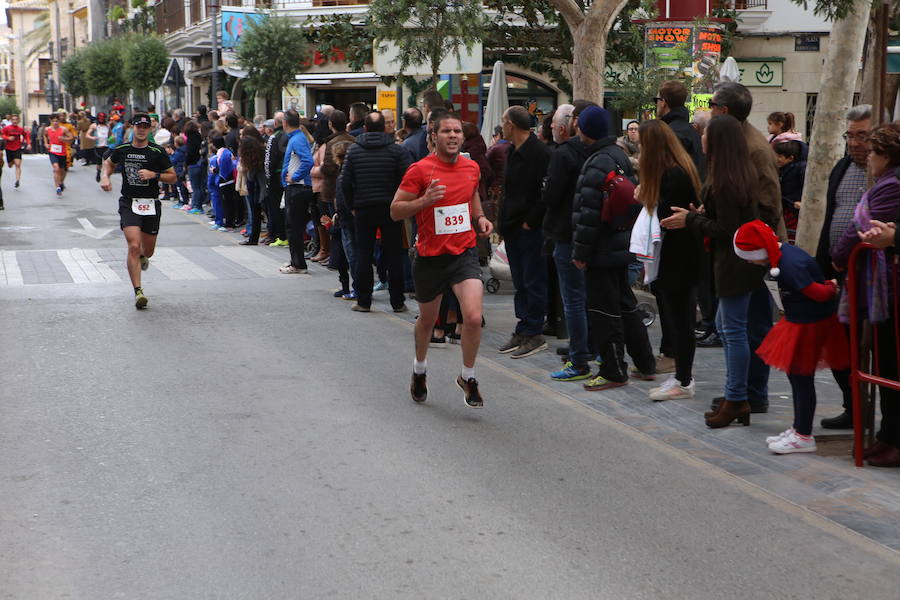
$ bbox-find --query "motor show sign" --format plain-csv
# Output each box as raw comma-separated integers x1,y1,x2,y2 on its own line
645,22,724,77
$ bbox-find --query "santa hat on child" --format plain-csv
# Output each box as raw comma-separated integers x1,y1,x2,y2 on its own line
733,220,782,277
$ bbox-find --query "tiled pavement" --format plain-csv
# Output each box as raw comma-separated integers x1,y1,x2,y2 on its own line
411,280,900,552
3,245,898,551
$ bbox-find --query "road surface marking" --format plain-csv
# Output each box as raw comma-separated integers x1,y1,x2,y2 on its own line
146,247,216,281
211,246,283,278
0,250,24,286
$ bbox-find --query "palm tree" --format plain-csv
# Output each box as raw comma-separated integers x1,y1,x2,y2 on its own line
22,10,52,68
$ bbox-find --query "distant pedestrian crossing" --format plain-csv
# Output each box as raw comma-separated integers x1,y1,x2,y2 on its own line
0,246,290,286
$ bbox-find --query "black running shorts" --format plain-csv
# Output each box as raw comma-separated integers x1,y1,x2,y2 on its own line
118,197,162,235
5,149,21,163
412,247,482,304
48,153,67,169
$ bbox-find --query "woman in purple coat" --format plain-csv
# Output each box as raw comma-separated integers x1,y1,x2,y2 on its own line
832,123,900,467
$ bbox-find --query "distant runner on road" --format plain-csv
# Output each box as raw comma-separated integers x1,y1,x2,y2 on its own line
2,113,30,188
99,113,177,309
390,112,493,409
44,113,73,197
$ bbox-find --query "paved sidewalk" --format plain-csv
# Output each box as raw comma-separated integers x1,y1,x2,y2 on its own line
392,278,900,552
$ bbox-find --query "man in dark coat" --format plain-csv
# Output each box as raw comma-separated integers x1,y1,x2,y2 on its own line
341,111,412,312
496,105,552,359
656,80,704,178
571,106,655,390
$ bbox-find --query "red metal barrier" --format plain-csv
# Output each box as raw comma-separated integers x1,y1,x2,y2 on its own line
847,242,900,466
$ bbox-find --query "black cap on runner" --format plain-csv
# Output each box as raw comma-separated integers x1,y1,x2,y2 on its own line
132,113,152,126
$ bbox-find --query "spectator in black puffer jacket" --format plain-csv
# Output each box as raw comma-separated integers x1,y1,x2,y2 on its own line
571,106,655,391
341,111,412,313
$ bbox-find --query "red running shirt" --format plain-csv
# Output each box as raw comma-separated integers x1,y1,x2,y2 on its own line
2,125,29,151
46,126,68,156
399,154,480,257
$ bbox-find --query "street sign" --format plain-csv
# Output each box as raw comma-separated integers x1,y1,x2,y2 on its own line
377,90,398,113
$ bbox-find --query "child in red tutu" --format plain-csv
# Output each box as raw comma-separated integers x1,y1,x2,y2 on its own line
733,220,849,454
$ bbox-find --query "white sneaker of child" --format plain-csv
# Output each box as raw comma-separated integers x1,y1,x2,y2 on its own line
766,427,795,445
769,430,816,454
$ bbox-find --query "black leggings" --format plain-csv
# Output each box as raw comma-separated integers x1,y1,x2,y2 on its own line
656,283,697,387
787,373,816,436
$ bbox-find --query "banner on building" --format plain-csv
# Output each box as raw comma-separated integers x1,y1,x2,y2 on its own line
644,22,724,79
645,24,693,70
221,10,265,50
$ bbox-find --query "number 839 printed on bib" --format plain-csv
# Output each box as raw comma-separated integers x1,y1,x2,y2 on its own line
434,203,471,235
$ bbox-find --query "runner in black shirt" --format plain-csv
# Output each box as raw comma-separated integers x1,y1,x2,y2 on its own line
99,113,176,309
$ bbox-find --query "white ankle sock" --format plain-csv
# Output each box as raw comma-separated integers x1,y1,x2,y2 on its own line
461,366,476,380
414,359,427,374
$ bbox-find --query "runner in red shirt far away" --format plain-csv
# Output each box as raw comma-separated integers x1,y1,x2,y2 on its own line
2,114,31,188
390,112,493,409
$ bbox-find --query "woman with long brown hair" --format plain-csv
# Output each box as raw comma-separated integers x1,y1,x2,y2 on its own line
636,119,701,401
661,114,771,428
236,125,267,245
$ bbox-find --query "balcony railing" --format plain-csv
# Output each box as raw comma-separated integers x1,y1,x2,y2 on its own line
156,0,185,34
711,0,767,10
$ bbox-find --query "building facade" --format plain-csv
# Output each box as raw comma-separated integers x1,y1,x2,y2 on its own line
6,0,53,125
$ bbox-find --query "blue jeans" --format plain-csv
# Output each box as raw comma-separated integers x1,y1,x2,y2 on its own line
188,164,206,210
552,241,591,367
506,227,548,337
715,285,773,404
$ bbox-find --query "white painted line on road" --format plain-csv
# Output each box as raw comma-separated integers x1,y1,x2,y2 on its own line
81,249,121,283
150,247,216,281
211,246,282,278
57,249,121,284
56,249,89,283
0,250,24,286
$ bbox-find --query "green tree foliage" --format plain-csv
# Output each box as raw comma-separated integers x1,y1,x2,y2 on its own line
369,0,486,86
483,0,573,95
82,37,129,98
236,15,311,100
60,51,90,99
108,0,155,34
304,14,374,73
124,35,169,94
0,96,22,117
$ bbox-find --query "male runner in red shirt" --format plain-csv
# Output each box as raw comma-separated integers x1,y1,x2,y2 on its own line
2,113,30,188
43,113,73,196
391,112,493,408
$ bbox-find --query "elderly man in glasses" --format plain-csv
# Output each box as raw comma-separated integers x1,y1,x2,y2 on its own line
811,103,874,431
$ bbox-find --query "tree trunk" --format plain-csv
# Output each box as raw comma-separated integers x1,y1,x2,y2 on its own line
795,0,872,254
570,26,605,102
858,14,878,107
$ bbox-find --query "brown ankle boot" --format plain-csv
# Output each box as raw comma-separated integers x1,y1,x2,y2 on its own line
705,400,751,429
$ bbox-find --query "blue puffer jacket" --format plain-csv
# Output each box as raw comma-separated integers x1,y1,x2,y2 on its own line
571,137,636,268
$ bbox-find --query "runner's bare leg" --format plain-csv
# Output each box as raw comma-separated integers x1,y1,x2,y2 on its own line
140,231,158,260
123,226,143,288
415,294,443,362
452,278,484,369
14,158,21,182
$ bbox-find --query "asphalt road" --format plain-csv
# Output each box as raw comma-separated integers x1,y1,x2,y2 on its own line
2,155,899,599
